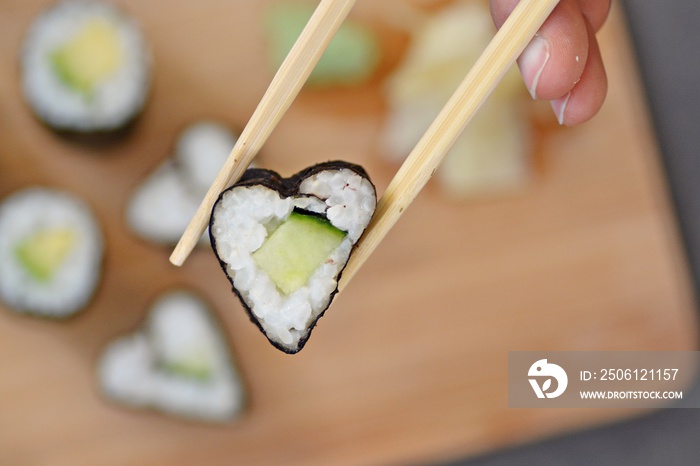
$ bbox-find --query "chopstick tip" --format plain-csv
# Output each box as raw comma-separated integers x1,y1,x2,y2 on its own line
169,248,186,267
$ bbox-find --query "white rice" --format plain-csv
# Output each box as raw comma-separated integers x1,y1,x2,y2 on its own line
211,168,376,351
126,121,239,245
0,188,103,317
175,121,239,197
126,161,204,245
98,291,245,422
21,0,150,132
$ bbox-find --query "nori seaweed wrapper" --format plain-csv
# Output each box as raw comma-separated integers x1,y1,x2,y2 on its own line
210,161,376,354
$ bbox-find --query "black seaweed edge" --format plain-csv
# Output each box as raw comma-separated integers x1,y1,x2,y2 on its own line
209,161,376,355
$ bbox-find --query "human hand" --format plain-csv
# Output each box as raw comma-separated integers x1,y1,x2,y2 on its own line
490,0,611,125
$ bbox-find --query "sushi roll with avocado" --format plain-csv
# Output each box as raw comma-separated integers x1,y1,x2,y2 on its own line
0,188,103,318
127,121,240,246
21,0,151,133
98,290,246,423
210,161,377,354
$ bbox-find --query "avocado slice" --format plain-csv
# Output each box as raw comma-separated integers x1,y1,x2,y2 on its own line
253,212,347,295
15,228,76,283
50,18,124,96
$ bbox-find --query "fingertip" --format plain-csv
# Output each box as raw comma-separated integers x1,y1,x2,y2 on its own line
554,26,607,126
517,34,550,100
517,0,589,101
491,0,607,123
489,0,521,29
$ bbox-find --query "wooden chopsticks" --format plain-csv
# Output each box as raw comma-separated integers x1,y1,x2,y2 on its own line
170,0,357,266
339,0,560,290
171,0,561,288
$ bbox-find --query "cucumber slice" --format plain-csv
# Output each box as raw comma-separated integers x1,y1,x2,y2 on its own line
253,212,347,295
15,228,76,283
160,354,213,382
50,19,124,96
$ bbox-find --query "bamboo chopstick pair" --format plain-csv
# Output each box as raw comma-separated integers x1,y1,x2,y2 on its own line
170,0,561,291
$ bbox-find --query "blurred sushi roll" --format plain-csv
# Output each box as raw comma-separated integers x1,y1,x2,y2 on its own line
210,161,377,354
265,2,380,88
0,188,103,318
98,290,246,423
126,121,240,246
21,0,151,133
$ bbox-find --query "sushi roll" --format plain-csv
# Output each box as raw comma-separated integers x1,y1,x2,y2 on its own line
175,122,241,197
210,161,377,354
21,0,151,133
126,121,239,246
0,188,103,318
98,290,246,423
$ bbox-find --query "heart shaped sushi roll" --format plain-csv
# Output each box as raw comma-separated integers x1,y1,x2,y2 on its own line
98,290,246,423
127,121,240,246
210,161,377,354
21,0,151,133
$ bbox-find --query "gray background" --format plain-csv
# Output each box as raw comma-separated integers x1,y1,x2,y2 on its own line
448,2,700,465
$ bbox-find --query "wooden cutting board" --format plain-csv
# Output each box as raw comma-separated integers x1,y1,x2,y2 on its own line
0,1,696,465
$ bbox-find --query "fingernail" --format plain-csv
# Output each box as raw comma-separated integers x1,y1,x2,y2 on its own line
551,92,571,125
518,35,550,99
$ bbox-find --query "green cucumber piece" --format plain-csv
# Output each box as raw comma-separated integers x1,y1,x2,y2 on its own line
265,3,379,87
161,356,213,382
15,228,76,283
253,212,347,295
